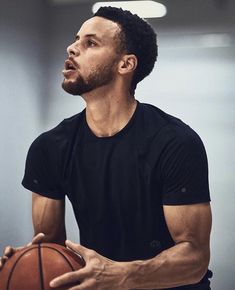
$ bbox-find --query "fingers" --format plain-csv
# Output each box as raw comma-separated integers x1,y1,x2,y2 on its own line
0,256,8,269
0,236,42,271
50,269,87,288
3,246,15,257
0,246,16,270
65,240,90,260
27,233,46,246
32,232,46,244
68,280,94,290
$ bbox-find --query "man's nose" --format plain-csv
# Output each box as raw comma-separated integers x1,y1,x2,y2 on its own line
67,42,79,56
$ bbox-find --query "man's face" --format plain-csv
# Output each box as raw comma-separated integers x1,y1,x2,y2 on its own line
62,16,122,95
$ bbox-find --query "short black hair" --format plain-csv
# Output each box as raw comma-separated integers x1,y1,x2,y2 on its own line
93,6,158,94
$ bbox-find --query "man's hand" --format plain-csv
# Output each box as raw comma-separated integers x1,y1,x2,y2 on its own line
0,233,45,270
50,240,131,290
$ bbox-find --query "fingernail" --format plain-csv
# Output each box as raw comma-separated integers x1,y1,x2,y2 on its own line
50,281,55,287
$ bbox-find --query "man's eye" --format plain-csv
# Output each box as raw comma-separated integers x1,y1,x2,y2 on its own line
87,40,96,47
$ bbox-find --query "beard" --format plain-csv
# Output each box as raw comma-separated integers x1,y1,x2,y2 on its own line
62,60,117,96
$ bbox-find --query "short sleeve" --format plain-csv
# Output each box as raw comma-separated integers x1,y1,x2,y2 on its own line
160,126,211,205
22,133,66,200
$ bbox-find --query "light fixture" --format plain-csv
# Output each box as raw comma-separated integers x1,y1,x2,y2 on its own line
92,1,167,18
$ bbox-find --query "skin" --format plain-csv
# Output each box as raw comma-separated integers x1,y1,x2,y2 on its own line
0,16,212,290
62,16,138,137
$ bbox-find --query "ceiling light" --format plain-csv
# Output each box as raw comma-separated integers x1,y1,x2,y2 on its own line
92,1,167,18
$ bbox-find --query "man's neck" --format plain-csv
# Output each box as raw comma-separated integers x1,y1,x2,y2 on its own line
82,87,137,138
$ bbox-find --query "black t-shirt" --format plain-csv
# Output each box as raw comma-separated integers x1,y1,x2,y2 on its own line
22,101,212,289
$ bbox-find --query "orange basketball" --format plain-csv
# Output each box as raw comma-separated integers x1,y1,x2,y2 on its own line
0,243,85,290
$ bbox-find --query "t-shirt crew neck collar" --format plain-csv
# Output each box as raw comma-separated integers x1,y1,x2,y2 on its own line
83,100,140,140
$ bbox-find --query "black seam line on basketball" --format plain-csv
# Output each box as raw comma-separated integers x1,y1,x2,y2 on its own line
41,245,79,271
6,246,39,290
38,244,45,290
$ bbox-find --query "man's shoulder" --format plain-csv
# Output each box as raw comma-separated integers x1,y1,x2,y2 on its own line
30,110,85,151
138,102,204,149
139,102,191,136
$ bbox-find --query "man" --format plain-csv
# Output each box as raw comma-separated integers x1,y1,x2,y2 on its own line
0,6,213,290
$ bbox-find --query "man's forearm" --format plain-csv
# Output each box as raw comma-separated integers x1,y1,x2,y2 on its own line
122,241,209,289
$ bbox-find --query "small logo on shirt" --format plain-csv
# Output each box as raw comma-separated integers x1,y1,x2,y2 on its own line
150,240,161,249
33,179,38,184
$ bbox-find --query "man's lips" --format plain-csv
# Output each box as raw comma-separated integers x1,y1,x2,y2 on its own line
65,59,77,70
62,59,79,76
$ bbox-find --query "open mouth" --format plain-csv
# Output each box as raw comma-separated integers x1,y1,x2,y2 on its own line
65,60,77,70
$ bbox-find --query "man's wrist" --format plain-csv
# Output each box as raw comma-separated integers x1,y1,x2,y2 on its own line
118,259,146,289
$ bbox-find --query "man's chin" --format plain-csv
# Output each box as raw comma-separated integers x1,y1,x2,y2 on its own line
62,79,81,96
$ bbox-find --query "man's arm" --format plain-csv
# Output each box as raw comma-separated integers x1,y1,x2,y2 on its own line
0,193,66,269
49,202,212,290
32,192,67,245
125,202,212,289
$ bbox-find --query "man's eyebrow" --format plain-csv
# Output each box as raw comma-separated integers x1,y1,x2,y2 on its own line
75,34,102,42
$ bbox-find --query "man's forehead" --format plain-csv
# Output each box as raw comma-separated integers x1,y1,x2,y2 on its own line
77,16,120,39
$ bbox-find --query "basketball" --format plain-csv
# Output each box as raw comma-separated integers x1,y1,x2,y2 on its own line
0,243,85,290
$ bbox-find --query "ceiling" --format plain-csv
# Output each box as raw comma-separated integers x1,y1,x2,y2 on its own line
49,0,235,27
48,0,235,38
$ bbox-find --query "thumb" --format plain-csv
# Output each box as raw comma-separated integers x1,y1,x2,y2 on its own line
27,233,46,246
65,240,90,260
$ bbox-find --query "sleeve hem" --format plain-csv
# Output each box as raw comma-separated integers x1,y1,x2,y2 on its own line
162,196,211,206
21,180,66,200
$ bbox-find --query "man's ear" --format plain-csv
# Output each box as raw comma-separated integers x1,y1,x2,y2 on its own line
118,54,138,75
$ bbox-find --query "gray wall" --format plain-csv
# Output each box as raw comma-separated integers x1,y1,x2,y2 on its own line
0,0,49,247
0,1,234,289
